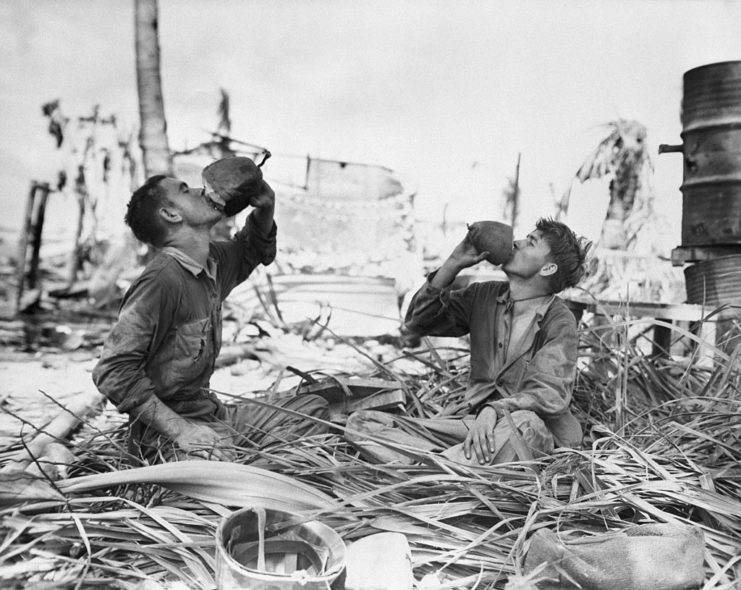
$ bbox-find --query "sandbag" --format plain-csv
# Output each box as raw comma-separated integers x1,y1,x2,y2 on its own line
523,523,705,590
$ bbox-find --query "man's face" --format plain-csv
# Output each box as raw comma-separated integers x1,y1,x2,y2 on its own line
159,177,224,226
502,229,553,279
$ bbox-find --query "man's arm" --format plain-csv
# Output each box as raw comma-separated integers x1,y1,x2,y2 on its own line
131,397,233,461
403,233,489,338
214,180,277,295
92,273,232,459
92,275,169,414
429,232,488,289
247,180,275,235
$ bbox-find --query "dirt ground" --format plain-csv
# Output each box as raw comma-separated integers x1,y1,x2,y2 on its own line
0,348,268,444
0,225,416,452
0,327,404,449
0,351,98,444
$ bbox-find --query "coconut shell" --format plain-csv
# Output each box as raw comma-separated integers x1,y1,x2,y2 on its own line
202,156,264,217
467,220,514,265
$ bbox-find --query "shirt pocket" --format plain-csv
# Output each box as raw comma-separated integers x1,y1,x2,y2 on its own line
174,317,211,363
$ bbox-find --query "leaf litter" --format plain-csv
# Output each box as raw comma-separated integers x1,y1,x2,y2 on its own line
0,315,739,589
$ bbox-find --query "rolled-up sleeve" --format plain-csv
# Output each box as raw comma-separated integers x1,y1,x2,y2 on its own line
403,272,478,338
215,211,277,295
234,211,277,267
92,276,172,414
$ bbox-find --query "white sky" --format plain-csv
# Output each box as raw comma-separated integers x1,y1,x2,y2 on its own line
1,0,740,251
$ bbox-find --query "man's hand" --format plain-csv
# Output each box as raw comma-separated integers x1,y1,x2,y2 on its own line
130,397,236,462
249,180,275,210
173,422,235,462
464,405,498,464
249,180,275,235
448,233,489,270
429,234,489,290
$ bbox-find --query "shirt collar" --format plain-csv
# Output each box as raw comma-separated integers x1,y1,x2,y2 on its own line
531,294,556,318
499,287,555,317
162,246,216,280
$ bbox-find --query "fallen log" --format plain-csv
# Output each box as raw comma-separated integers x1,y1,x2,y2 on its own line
24,442,77,481
1,389,105,473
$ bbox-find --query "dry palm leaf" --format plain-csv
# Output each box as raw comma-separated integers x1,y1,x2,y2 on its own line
57,460,338,512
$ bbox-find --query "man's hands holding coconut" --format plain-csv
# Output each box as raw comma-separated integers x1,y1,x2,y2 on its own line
248,180,275,210
448,232,491,270
202,154,274,216
431,221,513,290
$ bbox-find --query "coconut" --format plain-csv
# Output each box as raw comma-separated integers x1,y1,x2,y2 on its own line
202,156,266,217
466,220,514,265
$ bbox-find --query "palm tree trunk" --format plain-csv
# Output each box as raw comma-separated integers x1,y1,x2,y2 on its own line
134,0,172,177
601,190,628,249
601,167,640,249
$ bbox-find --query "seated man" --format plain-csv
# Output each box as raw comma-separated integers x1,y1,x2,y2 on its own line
93,174,327,463
347,218,590,466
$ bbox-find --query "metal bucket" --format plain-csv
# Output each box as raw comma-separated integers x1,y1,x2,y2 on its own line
215,507,346,590
678,61,741,246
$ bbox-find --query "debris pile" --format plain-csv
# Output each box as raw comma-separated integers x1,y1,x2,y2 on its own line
0,306,739,588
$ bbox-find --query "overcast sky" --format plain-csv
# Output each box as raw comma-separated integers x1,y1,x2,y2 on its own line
1,0,740,251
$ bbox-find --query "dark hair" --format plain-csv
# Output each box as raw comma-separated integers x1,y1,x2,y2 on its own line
124,175,169,246
536,217,591,293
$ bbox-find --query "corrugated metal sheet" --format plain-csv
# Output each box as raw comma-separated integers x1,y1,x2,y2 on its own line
227,273,402,337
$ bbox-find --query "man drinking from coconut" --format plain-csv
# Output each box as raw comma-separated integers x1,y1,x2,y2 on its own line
347,218,590,466
93,161,328,463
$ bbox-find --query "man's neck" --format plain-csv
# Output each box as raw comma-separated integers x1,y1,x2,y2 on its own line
162,229,211,267
507,275,551,304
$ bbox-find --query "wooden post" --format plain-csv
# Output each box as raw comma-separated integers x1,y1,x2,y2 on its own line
27,183,51,290
14,183,37,310
651,323,673,357
695,320,718,369
614,317,627,434
67,185,87,288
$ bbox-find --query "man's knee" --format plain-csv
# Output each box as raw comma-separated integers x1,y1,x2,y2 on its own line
508,410,554,454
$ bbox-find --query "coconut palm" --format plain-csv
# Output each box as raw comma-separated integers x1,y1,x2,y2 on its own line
562,119,652,250
134,0,172,177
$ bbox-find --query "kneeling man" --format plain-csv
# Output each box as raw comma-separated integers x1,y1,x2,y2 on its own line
347,218,590,466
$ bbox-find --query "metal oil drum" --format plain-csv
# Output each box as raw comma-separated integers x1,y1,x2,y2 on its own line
684,255,741,307
679,61,741,247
